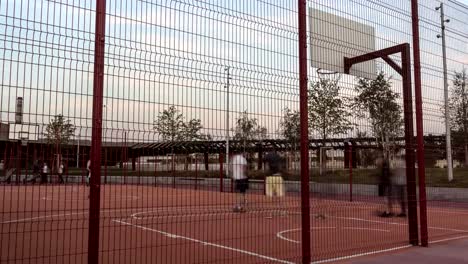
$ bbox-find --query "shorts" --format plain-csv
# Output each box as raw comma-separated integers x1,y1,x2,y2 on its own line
266,175,285,197
235,179,249,193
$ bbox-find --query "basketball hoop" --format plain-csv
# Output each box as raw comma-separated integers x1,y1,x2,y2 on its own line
316,68,342,83
20,138,28,146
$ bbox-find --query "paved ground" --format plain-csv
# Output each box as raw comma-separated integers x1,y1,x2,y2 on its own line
349,239,468,264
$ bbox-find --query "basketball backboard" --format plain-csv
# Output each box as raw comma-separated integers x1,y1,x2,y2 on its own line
309,8,377,79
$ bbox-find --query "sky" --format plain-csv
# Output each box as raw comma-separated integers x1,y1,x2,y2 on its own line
0,0,467,143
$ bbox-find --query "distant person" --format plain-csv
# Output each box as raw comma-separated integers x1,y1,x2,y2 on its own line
264,151,286,198
231,151,248,212
376,152,393,217
57,161,65,184
41,162,49,184
86,160,91,186
24,160,40,183
390,157,407,217
264,150,286,218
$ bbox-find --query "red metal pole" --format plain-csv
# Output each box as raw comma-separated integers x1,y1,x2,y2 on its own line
16,141,21,184
298,0,311,263
88,0,107,263
104,148,107,184
219,153,224,192
411,0,428,247
349,144,353,202
402,44,419,246
195,155,198,190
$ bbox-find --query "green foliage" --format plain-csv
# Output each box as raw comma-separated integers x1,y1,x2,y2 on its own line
233,111,267,142
308,79,353,140
353,72,403,150
279,107,300,149
448,69,468,165
44,114,76,146
153,106,209,141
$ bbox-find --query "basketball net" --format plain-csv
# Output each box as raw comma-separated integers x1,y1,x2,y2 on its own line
316,68,342,84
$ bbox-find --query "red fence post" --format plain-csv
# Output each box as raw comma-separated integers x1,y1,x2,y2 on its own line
402,44,419,246
298,0,311,263
104,148,107,184
195,155,198,190
88,0,107,263
349,144,353,202
16,141,21,184
411,0,428,247
219,153,224,192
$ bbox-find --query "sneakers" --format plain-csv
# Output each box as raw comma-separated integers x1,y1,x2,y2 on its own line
397,212,407,217
379,212,394,218
232,206,246,213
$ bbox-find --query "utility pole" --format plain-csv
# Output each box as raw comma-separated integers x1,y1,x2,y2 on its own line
225,67,231,181
436,3,453,182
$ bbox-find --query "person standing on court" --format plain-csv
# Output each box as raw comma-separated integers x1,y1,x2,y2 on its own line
57,161,65,184
376,150,393,217
230,150,249,212
264,150,286,218
390,155,407,217
41,162,49,184
86,159,91,186
264,150,286,198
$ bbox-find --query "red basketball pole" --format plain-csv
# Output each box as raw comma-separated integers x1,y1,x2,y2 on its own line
88,0,107,263
411,0,429,247
344,43,420,246
349,144,353,202
298,0,312,263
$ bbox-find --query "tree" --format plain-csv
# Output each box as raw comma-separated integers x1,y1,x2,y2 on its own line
308,79,353,140
44,114,76,170
353,72,403,155
279,107,300,150
44,114,76,146
308,78,353,174
233,111,267,148
355,130,376,168
448,69,468,166
153,106,208,141
153,106,186,142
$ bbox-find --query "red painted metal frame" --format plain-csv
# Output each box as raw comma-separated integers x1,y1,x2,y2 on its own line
219,153,224,192
88,0,107,263
411,0,429,247
298,0,312,263
349,144,353,202
344,43,419,246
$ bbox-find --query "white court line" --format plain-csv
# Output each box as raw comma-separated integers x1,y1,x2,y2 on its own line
41,195,139,201
333,215,468,234
113,220,295,264
430,235,468,244
277,227,336,244
1,212,86,224
311,245,412,264
0,208,136,224
343,227,390,233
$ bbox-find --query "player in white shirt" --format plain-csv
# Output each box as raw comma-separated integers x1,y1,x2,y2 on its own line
230,152,248,212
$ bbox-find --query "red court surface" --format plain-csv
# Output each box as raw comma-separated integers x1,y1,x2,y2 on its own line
1,185,467,263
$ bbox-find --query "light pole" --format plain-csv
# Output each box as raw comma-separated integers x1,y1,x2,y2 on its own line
436,3,453,181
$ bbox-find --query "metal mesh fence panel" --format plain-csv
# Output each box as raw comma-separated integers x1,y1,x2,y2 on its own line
0,0,467,263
